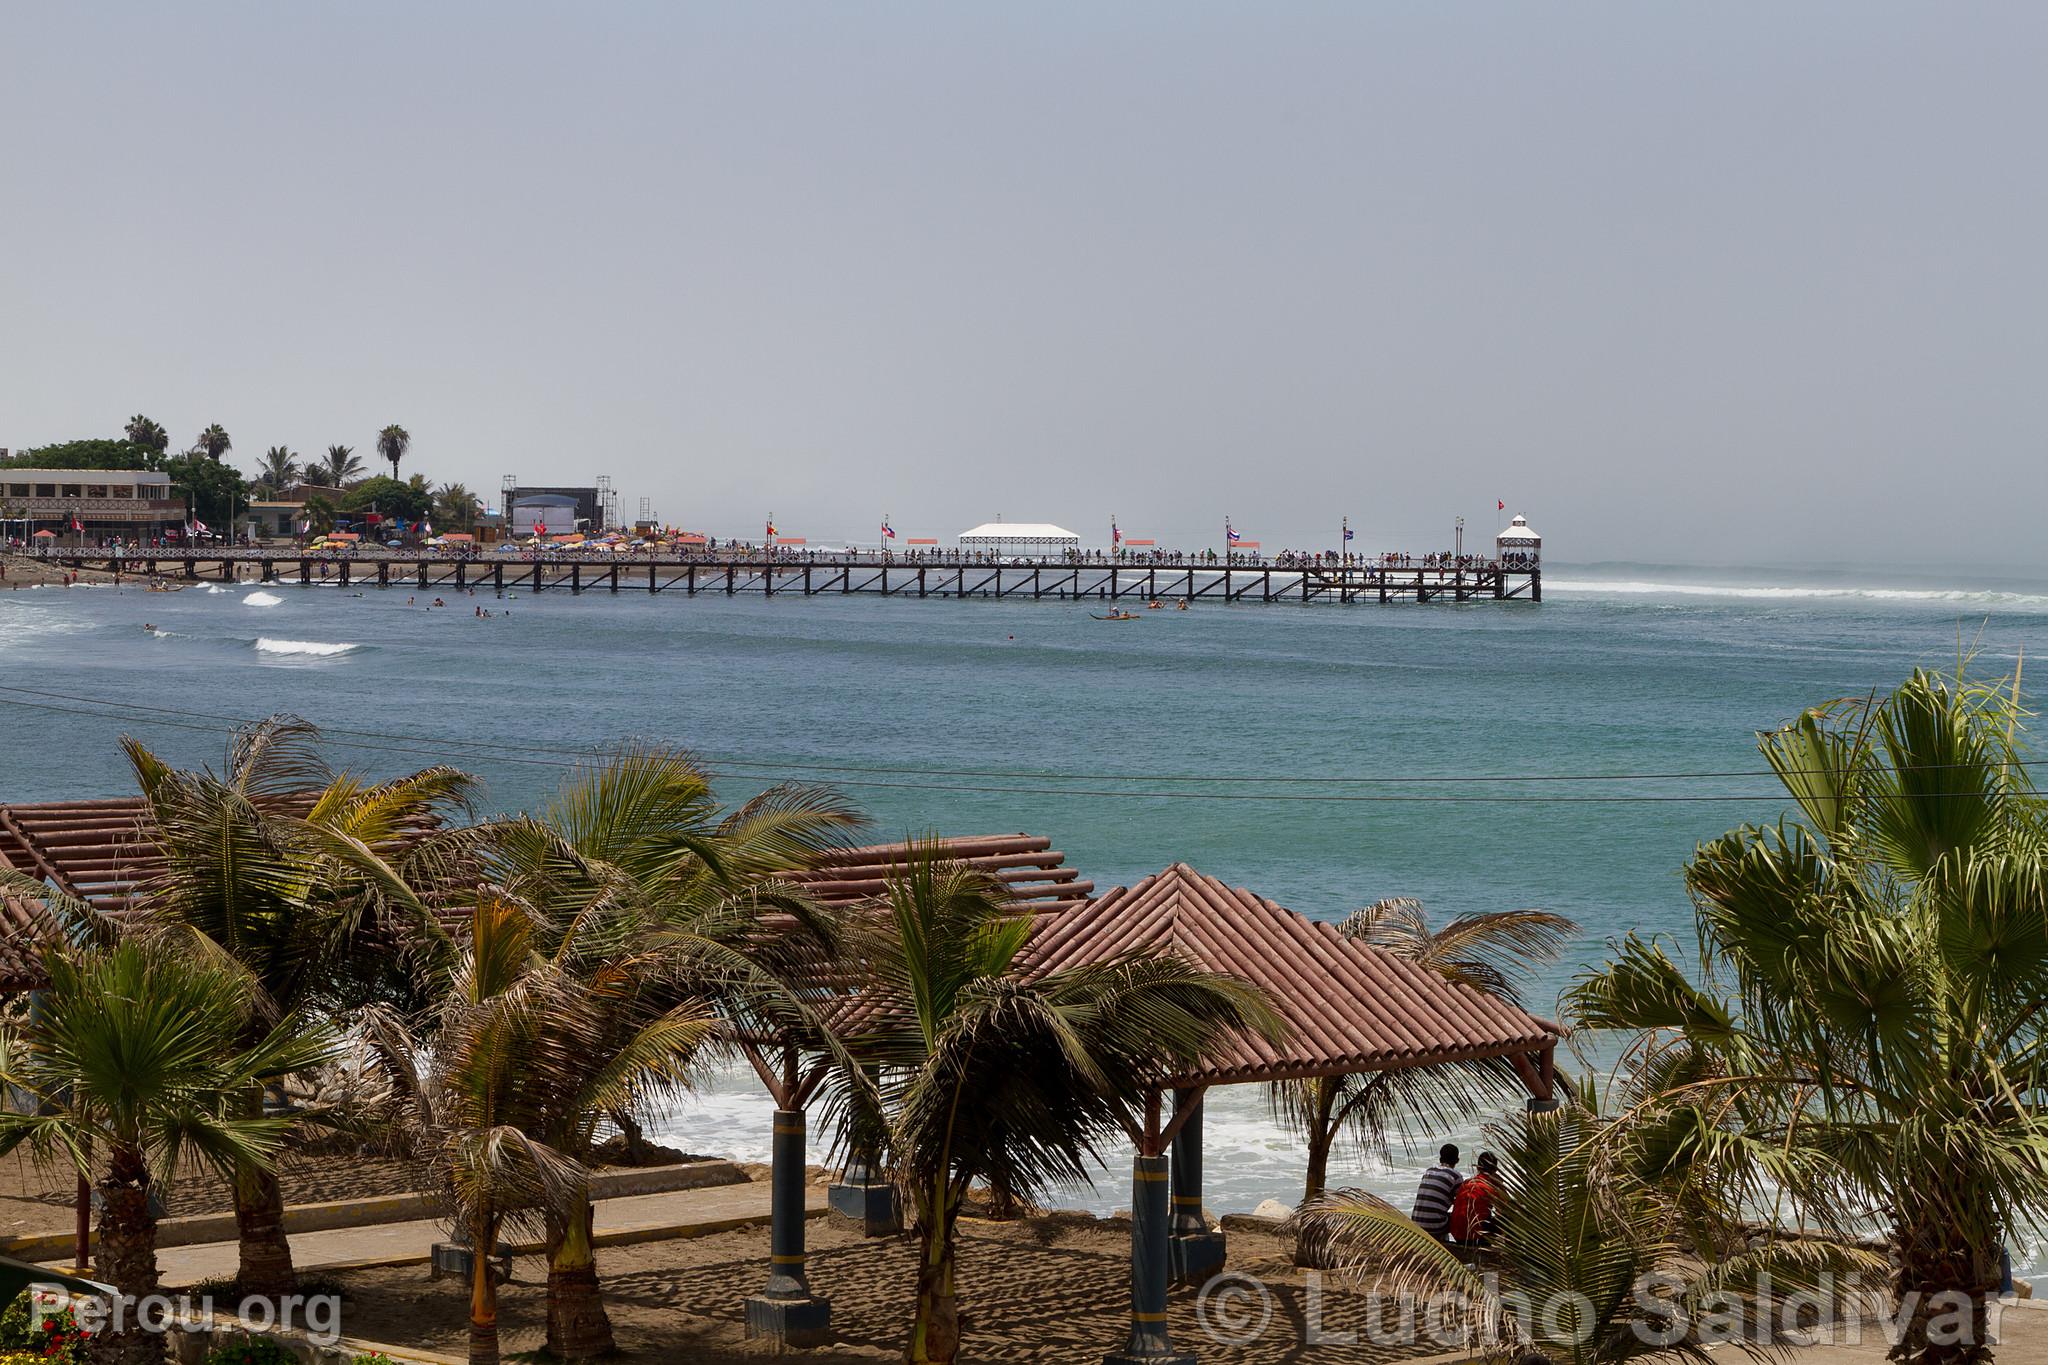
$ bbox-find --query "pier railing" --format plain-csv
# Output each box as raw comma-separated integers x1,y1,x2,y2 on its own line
41,549,1540,604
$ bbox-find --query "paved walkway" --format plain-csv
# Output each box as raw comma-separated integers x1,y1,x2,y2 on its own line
39,1181,825,1288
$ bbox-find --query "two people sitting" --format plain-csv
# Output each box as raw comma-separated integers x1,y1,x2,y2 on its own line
1410,1143,1499,1248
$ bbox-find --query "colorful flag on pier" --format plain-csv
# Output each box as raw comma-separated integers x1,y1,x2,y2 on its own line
1112,516,1121,546
881,517,896,540
766,519,777,539
1498,500,1505,511
1343,518,1354,543
1225,519,1241,544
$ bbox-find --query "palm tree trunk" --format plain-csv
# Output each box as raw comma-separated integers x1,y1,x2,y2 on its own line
1891,1217,1999,1365
96,1145,164,1365
469,1213,502,1365
905,1188,961,1364
1293,1079,1340,1268
232,1086,297,1297
1299,1077,1339,1203
545,1199,615,1361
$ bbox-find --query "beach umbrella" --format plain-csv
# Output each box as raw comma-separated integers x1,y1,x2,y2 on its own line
31,530,56,539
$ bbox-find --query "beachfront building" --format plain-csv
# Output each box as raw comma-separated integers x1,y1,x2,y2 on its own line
0,468,184,543
1496,513,1541,564
956,520,1081,559
246,499,306,540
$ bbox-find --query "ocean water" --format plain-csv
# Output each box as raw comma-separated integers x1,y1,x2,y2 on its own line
1,563,2043,1276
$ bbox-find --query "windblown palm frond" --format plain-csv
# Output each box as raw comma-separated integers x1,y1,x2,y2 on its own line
1567,667,2048,1365
1276,897,1576,1206
840,843,1282,1364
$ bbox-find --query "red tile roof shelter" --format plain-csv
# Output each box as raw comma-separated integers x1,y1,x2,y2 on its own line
1023,861,1560,1091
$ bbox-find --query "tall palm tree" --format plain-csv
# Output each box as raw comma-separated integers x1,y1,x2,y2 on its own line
1568,668,2048,1365
844,850,1281,1365
1296,1094,1881,1364
1275,898,1575,1206
367,896,705,1365
257,445,300,494
198,423,233,461
0,942,335,1365
112,718,481,1297
321,444,365,486
492,747,862,1357
436,482,480,534
124,414,169,454
378,424,411,480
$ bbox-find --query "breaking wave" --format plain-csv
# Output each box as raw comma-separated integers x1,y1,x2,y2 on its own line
253,638,360,658
1547,579,2048,610
242,590,284,606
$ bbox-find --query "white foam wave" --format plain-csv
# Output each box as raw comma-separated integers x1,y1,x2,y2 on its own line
253,637,359,658
205,585,230,594
243,590,284,607
1548,579,2048,610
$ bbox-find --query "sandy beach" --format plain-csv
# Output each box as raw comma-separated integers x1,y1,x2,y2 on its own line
317,1211,2048,1365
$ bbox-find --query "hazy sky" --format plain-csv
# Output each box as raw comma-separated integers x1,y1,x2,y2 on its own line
5,3,2043,565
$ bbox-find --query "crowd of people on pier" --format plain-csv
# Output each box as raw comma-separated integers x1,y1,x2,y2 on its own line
22,536,1539,574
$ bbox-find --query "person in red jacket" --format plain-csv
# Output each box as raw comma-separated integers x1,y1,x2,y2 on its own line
1448,1151,1500,1247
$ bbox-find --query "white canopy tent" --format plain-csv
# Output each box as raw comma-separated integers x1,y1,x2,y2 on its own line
956,521,1081,559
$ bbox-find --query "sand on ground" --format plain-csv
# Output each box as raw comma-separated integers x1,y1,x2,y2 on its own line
324,1213,2048,1365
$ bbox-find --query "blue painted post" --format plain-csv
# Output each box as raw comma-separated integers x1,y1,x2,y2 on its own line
1104,1153,1193,1364
1168,1090,1224,1284
744,1108,830,1345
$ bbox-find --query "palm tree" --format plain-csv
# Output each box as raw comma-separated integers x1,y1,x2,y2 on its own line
113,717,481,1297
433,891,719,1362
257,445,300,494
1296,1094,1881,1364
844,849,1281,1365
302,494,338,535
198,423,233,461
492,747,862,1357
1274,898,1576,1207
124,414,169,454
1567,668,2048,1365
0,942,335,1365
436,482,480,534
369,896,694,1365
321,444,365,487
378,424,411,480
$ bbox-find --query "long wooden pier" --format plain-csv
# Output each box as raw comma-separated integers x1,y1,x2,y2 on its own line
46,552,1541,605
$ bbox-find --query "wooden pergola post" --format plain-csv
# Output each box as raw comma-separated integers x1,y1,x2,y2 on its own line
827,1064,900,1236
1166,1087,1221,1284
740,1043,831,1347
1106,1089,1198,1365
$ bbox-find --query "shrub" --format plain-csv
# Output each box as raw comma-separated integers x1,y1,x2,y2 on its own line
204,1337,298,1365
0,1289,95,1363
352,1354,401,1365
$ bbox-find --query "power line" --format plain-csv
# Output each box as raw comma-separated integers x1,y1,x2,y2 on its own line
0,682,2026,789
0,689,2036,807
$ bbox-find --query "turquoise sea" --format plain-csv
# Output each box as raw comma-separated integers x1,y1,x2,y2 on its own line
2,563,2044,1277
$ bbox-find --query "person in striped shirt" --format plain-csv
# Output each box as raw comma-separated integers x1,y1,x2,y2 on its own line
1409,1144,1462,1240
